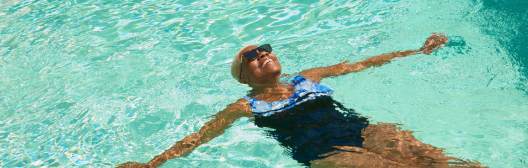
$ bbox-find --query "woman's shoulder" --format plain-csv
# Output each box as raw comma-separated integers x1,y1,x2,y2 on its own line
291,74,334,95
225,98,252,116
281,73,318,85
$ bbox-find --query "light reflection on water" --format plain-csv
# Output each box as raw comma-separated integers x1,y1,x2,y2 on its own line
0,0,527,167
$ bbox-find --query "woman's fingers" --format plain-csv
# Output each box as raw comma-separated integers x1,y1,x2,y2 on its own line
421,33,448,54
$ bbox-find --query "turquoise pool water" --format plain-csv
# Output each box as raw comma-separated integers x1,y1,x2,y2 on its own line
1,0,527,167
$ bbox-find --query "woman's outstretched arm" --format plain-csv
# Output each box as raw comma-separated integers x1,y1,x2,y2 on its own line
118,99,251,168
300,33,448,82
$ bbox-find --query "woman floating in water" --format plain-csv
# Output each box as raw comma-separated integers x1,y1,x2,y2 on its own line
119,34,481,168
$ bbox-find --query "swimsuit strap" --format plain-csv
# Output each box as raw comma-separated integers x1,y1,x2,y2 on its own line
243,96,255,104
245,75,333,117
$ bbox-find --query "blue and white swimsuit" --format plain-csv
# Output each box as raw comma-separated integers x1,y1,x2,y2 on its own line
243,75,369,166
244,75,334,117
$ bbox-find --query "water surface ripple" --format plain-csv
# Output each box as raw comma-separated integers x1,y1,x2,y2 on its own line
1,0,527,167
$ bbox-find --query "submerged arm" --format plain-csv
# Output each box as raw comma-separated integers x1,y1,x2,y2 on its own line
118,99,251,168
300,33,448,82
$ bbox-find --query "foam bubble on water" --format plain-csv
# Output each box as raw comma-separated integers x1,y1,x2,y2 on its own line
30,159,43,166
92,27,103,32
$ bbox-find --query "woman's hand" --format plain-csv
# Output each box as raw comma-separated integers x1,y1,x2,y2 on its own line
116,162,149,168
420,33,448,55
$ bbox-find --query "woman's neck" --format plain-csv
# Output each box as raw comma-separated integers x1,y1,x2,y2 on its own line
249,74,287,92
250,82,282,93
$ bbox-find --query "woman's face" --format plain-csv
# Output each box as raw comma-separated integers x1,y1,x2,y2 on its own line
241,48,281,85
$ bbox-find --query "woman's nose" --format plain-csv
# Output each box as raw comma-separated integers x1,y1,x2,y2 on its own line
257,52,269,60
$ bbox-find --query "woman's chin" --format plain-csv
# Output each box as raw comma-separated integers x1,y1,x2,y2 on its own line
265,66,281,75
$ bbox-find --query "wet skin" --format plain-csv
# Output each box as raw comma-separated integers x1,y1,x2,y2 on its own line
118,34,481,168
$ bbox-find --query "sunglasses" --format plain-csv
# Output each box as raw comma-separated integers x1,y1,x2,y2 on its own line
239,44,273,82
242,44,272,61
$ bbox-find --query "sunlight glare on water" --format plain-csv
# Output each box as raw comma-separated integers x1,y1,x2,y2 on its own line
1,0,527,167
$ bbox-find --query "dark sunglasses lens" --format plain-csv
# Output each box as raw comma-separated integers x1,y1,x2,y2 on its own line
259,44,272,52
243,50,258,60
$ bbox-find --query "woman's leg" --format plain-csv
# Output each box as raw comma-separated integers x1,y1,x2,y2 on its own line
310,146,411,168
362,123,453,167
311,123,482,168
